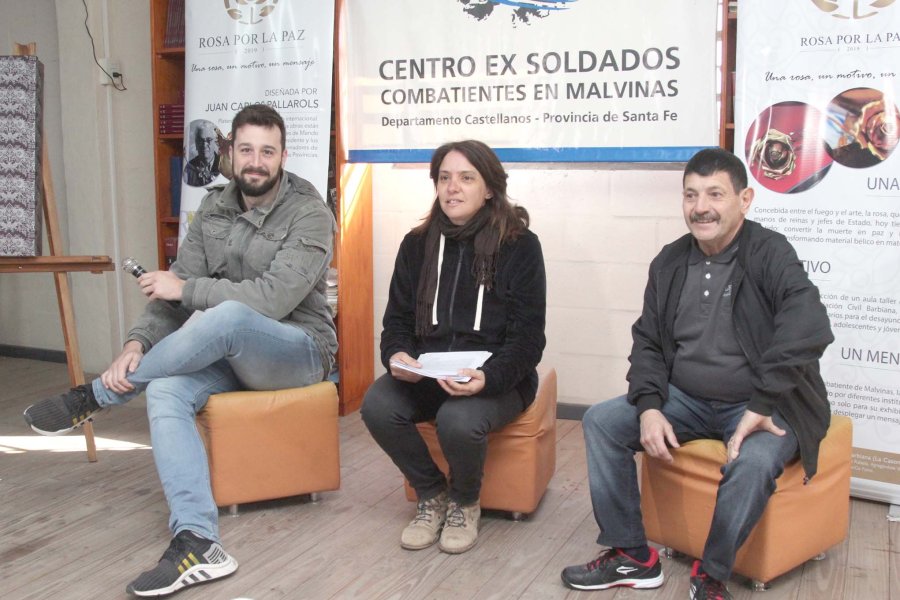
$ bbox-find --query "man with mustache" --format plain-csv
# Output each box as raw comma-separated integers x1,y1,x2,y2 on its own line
562,148,833,600
24,104,336,597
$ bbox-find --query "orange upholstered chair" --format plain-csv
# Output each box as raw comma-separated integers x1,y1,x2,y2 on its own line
196,382,341,514
640,415,852,589
404,368,558,519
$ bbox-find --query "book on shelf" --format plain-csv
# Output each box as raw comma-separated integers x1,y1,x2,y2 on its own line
158,103,185,134
164,0,186,48
169,156,183,216
160,124,184,135
164,236,178,267
728,71,736,121
159,118,184,135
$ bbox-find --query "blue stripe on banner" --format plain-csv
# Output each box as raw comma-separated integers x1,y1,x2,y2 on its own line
348,146,713,164
492,0,576,11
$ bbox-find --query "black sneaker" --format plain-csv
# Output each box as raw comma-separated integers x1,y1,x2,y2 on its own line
690,560,733,600
561,547,664,590
126,530,238,597
23,384,103,436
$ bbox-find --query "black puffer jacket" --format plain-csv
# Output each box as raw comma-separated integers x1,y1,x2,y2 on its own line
627,220,834,479
381,229,546,406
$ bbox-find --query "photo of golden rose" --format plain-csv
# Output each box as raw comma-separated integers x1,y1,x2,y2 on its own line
855,99,900,161
748,129,796,179
826,88,899,168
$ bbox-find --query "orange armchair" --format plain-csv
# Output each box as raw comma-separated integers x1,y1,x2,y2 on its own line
196,382,341,514
640,415,852,589
404,368,558,519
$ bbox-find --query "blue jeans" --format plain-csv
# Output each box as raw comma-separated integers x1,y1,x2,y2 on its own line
582,385,798,581
91,301,325,542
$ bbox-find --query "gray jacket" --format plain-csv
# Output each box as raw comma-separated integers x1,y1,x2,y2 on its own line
128,171,338,374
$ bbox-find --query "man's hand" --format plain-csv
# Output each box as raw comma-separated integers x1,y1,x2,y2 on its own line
727,409,786,462
640,409,680,462
137,270,185,302
100,340,144,394
437,368,485,397
389,351,423,383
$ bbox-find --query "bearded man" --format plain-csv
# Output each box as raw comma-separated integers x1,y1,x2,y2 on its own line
24,104,337,598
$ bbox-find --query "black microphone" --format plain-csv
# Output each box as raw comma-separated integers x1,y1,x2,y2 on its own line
122,257,180,309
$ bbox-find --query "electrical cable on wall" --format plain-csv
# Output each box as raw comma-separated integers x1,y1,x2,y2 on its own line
82,0,127,91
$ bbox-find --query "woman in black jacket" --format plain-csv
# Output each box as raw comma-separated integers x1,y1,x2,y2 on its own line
361,140,546,555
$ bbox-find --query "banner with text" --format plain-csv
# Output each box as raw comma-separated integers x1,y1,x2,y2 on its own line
735,1,900,503
342,0,718,163
180,0,334,239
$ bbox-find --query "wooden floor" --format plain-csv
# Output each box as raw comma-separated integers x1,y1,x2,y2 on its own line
1,356,897,600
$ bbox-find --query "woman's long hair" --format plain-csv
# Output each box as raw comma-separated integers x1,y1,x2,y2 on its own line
412,141,529,337
412,140,529,242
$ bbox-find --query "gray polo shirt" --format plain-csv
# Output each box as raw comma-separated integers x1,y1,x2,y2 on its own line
669,237,754,403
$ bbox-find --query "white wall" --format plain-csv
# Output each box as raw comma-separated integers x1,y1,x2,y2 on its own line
0,0,69,353
372,165,689,406
0,0,155,373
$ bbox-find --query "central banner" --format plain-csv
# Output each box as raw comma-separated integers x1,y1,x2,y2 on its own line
342,0,719,163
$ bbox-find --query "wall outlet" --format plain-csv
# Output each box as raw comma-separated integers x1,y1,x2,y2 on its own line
98,58,121,86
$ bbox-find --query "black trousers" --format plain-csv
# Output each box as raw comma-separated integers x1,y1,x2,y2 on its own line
361,374,524,505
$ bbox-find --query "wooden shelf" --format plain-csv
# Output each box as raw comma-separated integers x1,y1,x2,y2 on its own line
0,255,114,274
719,4,738,151
157,46,185,56
149,0,373,414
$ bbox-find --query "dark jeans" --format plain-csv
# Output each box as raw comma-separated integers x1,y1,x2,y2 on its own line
582,384,799,581
361,373,524,505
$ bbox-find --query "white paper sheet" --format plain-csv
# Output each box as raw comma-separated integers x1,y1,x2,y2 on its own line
390,351,492,382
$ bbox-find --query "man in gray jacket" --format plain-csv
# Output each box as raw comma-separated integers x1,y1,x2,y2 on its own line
24,104,336,598
561,148,833,600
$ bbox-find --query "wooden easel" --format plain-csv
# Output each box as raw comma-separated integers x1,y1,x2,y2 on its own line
0,43,114,462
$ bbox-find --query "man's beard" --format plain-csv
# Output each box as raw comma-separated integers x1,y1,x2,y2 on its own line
235,166,281,198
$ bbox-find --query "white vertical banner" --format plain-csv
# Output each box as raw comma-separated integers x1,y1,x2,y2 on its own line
735,1,900,503
180,0,335,238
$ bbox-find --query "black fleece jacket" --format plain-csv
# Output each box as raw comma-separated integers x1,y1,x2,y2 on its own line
381,228,547,406
627,220,834,479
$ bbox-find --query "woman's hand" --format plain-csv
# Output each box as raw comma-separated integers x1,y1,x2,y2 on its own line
437,368,485,397
100,340,144,394
389,351,423,383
